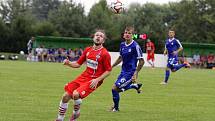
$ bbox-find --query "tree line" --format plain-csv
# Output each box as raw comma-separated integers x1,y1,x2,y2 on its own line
0,0,214,53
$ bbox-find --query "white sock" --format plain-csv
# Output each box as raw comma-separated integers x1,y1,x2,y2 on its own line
57,100,68,120
73,99,82,113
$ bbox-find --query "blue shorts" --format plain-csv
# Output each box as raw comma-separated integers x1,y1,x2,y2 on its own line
167,56,179,69
114,72,134,89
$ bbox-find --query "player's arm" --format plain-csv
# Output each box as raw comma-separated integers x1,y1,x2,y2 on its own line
152,43,155,53
132,58,144,83
63,59,81,68
163,45,168,56
173,39,183,55
112,56,122,68
132,44,145,83
90,52,112,89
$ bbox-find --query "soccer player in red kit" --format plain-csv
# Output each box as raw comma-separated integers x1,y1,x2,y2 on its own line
55,29,112,121
146,39,155,68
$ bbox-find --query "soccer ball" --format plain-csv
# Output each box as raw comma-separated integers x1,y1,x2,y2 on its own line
111,0,123,14
20,51,24,55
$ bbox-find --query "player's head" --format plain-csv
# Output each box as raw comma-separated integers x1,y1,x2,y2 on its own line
168,29,175,38
123,26,134,41
93,29,106,46
147,39,151,42
31,37,35,41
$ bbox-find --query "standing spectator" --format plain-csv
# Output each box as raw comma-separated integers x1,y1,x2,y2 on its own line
27,37,35,61
146,39,155,68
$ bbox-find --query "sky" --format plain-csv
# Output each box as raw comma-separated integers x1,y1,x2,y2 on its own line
73,0,181,14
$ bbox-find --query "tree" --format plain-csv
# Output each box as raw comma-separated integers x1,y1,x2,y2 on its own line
32,0,60,20
48,1,88,37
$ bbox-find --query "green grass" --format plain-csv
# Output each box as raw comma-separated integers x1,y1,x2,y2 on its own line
0,61,215,121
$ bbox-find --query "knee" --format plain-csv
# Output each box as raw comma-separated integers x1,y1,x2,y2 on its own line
171,69,176,72
62,93,72,103
112,85,121,92
73,90,80,100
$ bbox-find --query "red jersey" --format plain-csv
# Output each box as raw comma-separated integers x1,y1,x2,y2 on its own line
146,41,155,53
77,46,112,78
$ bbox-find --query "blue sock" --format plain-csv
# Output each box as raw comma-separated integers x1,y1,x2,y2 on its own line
173,64,186,72
164,70,170,83
112,89,120,110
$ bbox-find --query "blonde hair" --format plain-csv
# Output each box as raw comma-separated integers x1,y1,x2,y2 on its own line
125,26,135,34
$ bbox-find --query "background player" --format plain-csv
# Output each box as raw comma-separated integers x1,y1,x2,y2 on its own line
55,29,112,121
110,26,145,112
146,39,155,68
160,29,190,85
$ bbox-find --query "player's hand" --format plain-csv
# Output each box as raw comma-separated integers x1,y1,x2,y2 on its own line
173,51,178,55
63,58,70,65
131,72,138,83
90,79,99,89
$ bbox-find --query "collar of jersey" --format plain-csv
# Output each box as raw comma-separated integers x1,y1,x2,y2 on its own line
125,40,134,46
168,38,175,42
92,46,103,51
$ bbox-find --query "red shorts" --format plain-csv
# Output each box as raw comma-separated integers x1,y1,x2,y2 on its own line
64,75,103,99
147,53,154,61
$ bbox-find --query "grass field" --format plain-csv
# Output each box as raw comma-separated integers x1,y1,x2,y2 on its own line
0,61,215,121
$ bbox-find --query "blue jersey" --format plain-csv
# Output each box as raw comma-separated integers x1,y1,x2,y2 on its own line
165,38,182,58
165,38,183,68
120,40,143,73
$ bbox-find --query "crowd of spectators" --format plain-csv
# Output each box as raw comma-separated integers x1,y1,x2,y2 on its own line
178,52,215,69
27,45,83,63
191,52,215,69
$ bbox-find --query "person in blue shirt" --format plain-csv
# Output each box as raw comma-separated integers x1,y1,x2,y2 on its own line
160,29,191,85
110,26,145,112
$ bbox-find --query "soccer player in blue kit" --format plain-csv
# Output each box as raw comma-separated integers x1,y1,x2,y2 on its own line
110,26,145,112
160,29,191,85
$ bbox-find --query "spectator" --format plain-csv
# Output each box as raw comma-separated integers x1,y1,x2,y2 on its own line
200,54,207,68
27,37,35,61
193,52,201,68
35,45,43,62
41,45,48,62
47,48,55,62
207,52,215,69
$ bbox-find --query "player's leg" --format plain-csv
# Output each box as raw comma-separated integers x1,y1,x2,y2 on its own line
114,74,138,92
171,61,190,72
111,85,121,112
121,82,143,93
55,92,72,121
70,79,101,120
151,54,155,68
147,55,153,67
55,81,79,121
70,90,82,121
161,66,171,84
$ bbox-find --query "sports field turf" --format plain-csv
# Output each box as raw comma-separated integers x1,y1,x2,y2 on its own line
0,61,215,121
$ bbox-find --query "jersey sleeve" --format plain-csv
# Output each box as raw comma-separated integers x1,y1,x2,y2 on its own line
77,47,90,65
102,51,112,72
135,44,144,59
176,39,183,48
